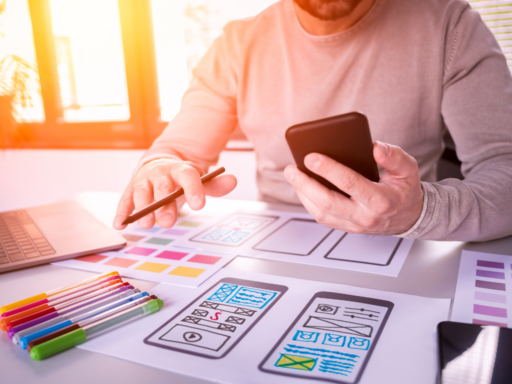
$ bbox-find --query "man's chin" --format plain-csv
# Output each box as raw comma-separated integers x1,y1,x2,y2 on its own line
293,0,364,21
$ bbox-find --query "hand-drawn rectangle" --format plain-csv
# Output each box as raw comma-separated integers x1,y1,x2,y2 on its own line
192,309,208,317
190,214,279,247
253,219,333,256
145,278,287,359
275,354,317,371
199,301,256,316
225,316,245,325
182,316,237,332
315,303,340,315
325,234,403,266
303,317,373,338
227,287,277,309
159,324,229,351
207,283,238,302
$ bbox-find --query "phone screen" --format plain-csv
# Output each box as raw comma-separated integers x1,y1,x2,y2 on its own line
438,321,512,384
259,292,393,384
144,278,287,358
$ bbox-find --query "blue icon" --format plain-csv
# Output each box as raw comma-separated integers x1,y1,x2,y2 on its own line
348,337,370,350
292,330,320,343
322,333,346,347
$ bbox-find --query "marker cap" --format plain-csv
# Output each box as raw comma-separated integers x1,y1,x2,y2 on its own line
30,329,87,360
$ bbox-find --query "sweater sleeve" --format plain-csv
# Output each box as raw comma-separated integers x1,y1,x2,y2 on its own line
402,4,512,241
140,26,239,172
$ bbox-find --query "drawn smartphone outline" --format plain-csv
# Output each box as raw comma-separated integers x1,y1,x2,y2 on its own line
144,278,288,359
189,214,279,247
258,292,393,384
252,218,334,256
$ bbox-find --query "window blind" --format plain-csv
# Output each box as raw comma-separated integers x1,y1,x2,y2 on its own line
469,0,512,73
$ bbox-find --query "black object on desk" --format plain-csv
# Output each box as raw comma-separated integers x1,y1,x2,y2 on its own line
438,321,512,384
285,112,380,198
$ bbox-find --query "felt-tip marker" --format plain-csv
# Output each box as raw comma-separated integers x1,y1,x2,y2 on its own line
12,286,138,345
4,278,123,331
29,296,163,359
0,281,129,331
17,291,148,349
0,271,120,315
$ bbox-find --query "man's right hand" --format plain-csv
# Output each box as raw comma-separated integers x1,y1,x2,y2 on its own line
113,158,237,231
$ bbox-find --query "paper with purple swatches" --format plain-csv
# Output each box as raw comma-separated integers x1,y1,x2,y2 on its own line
451,250,512,328
53,211,236,287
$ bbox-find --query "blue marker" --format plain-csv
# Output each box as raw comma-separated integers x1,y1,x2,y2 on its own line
18,291,148,349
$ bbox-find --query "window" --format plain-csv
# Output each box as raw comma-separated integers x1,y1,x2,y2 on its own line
151,0,278,122
2,0,510,149
0,0,44,133
470,0,512,73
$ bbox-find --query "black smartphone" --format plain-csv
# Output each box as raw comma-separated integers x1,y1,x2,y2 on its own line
144,277,288,359
259,291,393,384
438,321,512,384
286,112,379,197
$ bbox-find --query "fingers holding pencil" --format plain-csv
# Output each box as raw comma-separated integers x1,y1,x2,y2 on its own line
113,159,236,231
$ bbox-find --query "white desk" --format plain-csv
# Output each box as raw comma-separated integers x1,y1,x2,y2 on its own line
1,150,512,384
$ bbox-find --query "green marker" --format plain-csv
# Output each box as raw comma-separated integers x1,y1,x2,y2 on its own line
30,298,163,360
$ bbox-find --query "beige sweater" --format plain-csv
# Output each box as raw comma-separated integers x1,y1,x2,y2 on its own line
143,0,512,242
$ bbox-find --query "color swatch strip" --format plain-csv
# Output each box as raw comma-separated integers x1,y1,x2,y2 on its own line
476,269,505,279
473,318,507,327
475,280,506,291
473,304,507,318
474,291,506,304
477,260,504,269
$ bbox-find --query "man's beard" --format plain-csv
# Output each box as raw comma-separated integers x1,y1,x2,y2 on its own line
294,0,365,21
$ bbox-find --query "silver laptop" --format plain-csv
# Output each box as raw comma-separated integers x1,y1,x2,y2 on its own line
0,200,126,273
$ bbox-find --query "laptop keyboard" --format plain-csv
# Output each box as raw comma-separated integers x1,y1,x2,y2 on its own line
0,210,55,265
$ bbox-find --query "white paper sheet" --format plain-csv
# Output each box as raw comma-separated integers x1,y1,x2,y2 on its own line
173,209,414,277
53,207,238,287
78,269,450,384
451,250,512,327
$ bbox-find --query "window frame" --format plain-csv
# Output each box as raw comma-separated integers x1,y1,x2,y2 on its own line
24,0,167,149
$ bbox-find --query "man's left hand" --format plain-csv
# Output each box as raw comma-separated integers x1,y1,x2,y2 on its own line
284,141,424,236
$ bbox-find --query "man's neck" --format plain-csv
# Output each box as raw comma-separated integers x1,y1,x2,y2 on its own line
293,0,375,36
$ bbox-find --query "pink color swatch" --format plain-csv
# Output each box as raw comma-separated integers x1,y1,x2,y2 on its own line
125,247,156,256
474,291,507,304
104,257,138,268
188,254,222,265
473,318,507,327
161,228,189,236
473,304,507,318
75,254,108,263
155,250,188,260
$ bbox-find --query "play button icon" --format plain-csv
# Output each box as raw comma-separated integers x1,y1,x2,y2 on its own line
183,332,202,343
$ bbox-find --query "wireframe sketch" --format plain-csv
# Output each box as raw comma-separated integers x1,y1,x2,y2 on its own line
253,219,333,255
259,292,393,384
144,278,287,358
325,234,404,266
190,214,279,247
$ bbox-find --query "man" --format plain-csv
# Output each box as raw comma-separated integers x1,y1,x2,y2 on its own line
114,0,512,242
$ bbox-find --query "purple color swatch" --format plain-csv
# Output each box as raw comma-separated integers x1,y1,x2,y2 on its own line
475,280,506,291
161,228,189,236
473,318,508,327
474,291,507,304
134,226,160,233
155,250,188,260
477,260,504,269
125,247,156,256
476,269,505,279
473,304,507,318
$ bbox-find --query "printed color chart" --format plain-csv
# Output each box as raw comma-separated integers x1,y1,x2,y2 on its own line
452,250,512,328
54,213,236,287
